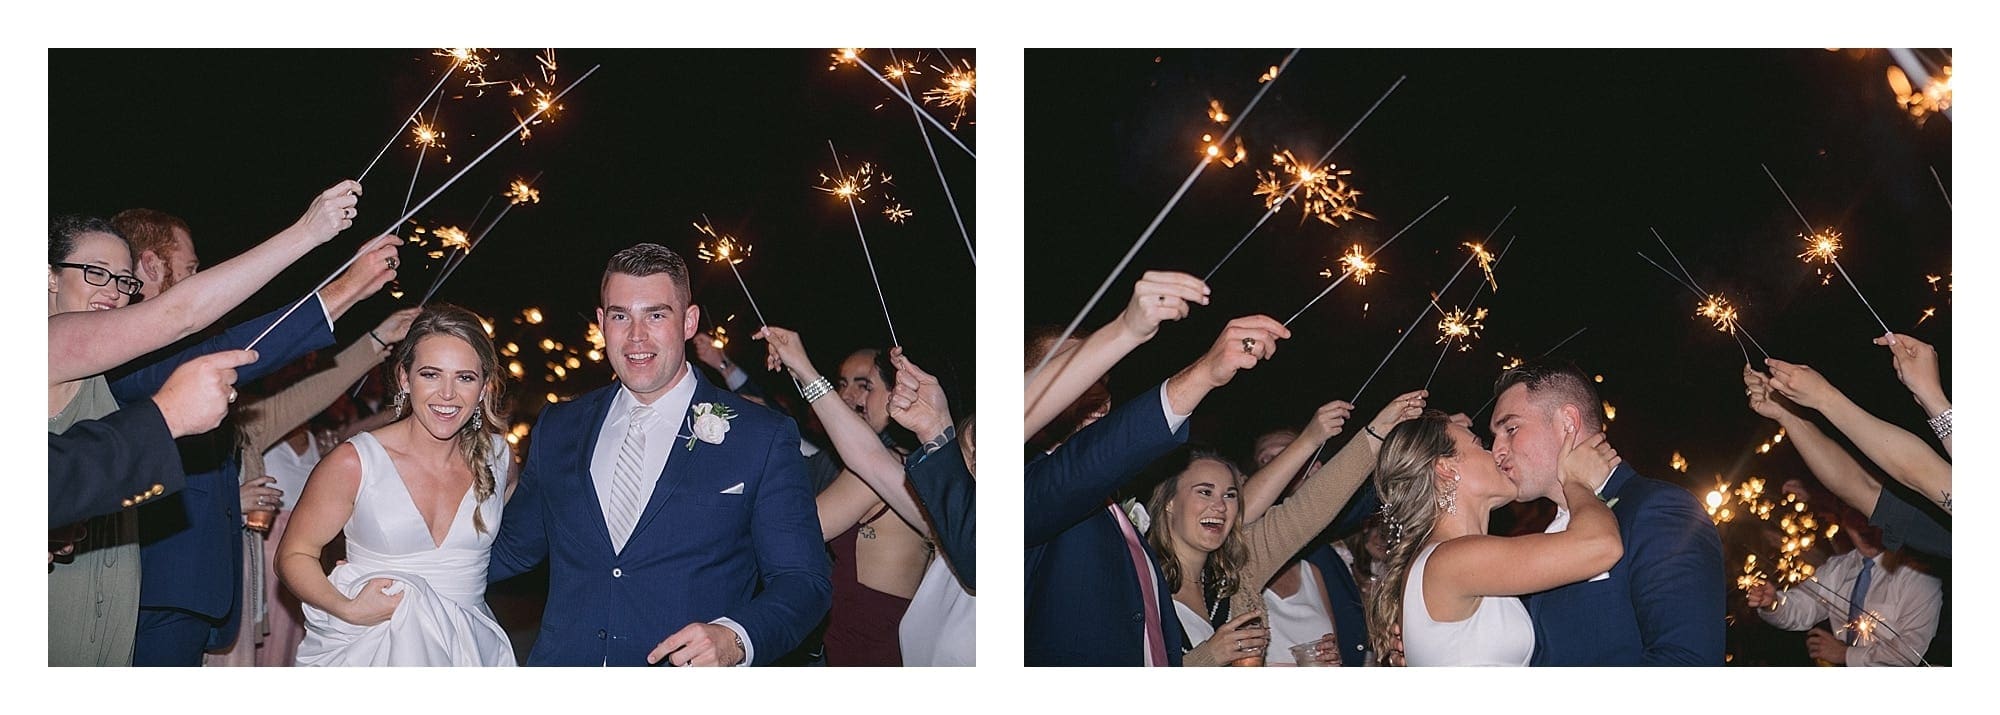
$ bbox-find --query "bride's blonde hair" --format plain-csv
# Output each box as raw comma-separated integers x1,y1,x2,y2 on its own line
392,305,508,534
1363,410,1455,664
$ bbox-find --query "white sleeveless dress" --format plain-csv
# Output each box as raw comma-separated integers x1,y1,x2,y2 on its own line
295,432,515,666
1402,542,1533,666
1263,562,1337,664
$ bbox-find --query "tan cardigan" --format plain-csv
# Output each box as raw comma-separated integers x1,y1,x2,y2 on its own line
1182,431,1377,666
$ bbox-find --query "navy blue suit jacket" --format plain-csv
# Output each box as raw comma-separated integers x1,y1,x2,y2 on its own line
1025,385,1188,666
49,400,187,527
907,436,974,590
490,369,832,666
111,298,333,641
1525,463,1726,665
1299,487,1378,667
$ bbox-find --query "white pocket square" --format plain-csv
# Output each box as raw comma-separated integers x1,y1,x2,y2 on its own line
720,483,745,495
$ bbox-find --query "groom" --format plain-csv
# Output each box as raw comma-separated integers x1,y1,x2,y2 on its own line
1488,359,1725,665
491,243,830,666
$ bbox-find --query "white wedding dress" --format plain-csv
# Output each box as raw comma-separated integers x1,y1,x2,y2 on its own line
295,432,515,666
1402,542,1534,666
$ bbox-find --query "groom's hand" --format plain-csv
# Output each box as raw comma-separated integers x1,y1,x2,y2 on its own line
649,622,744,667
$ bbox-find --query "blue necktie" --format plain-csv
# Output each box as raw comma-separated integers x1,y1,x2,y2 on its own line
1845,557,1875,645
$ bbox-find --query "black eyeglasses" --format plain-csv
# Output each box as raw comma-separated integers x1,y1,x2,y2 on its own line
52,262,144,297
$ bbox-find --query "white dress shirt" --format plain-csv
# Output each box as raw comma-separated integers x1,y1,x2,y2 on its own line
1758,549,1943,666
588,364,754,666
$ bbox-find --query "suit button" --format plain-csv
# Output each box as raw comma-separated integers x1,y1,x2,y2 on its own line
612,568,623,578
149,484,165,496
596,629,607,640
122,498,135,508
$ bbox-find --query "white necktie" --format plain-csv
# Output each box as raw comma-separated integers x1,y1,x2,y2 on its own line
607,404,654,553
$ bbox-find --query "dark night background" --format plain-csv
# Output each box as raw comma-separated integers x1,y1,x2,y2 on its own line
1029,49,1950,665
50,48,976,423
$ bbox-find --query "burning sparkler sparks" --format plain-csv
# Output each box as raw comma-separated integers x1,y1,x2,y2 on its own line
883,203,913,223
505,178,541,205
1797,229,1843,264
1888,64,1952,125
411,122,444,149
1696,294,1742,334
1253,149,1372,227
1466,242,1499,292
1671,452,1689,473
829,48,864,71
1207,99,1231,124
694,216,770,328
1258,65,1280,83
1917,307,1936,326
925,59,975,129
1435,306,1486,347
1329,245,1379,285
817,162,877,203
434,226,471,252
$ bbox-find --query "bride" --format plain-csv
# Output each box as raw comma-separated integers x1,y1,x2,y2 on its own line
1367,411,1621,666
278,305,515,666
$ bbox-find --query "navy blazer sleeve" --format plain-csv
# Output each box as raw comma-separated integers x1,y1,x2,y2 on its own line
489,403,558,583
732,417,835,665
1870,486,1952,558
110,296,336,404
49,401,187,527
1025,384,1189,547
907,436,974,589
1626,484,1728,665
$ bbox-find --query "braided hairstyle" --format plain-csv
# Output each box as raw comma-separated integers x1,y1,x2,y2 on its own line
1363,410,1457,664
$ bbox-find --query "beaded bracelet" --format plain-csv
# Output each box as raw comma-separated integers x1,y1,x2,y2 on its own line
1928,408,1952,441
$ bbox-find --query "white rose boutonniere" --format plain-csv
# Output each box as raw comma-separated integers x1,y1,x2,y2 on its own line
686,402,738,451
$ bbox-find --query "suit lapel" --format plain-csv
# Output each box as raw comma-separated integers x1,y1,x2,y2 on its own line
573,386,620,554
628,372,716,544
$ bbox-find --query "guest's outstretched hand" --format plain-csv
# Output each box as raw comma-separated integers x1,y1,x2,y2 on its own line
1743,580,1779,610
887,347,951,441
1366,390,1428,437
374,307,422,348
1193,315,1288,387
1117,271,1209,344
1764,358,1845,412
1743,364,1796,422
294,180,364,244
752,325,812,378
1300,400,1354,445
1873,333,1947,409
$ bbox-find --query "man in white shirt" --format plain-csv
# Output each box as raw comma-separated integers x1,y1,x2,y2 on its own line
1746,516,1942,666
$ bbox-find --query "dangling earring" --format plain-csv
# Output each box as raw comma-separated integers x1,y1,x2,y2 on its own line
469,407,484,432
1437,472,1462,515
392,390,409,417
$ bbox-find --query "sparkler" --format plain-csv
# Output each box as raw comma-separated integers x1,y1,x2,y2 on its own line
1421,233,1517,389
832,48,975,158
1785,575,1932,666
1201,75,1406,282
694,214,769,328
1886,56,1951,125
1350,235,1484,404
420,174,545,307
889,48,973,265
1281,194,1449,327
826,141,899,345
924,58,976,130
1637,227,1771,362
358,51,468,181
1027,49,1299,392
1762,164,1895,341
247,65,598,351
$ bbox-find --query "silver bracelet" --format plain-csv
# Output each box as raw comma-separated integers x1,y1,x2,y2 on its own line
1928,408,1951,440
799,376,835,404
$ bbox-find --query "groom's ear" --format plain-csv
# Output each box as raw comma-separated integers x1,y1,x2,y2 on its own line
681,303,701,340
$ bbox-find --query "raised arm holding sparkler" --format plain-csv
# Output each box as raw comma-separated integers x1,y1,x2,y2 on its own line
1762,359,1951,514
1025,270,1208,439
49,181,367,384
1873,332,1951,457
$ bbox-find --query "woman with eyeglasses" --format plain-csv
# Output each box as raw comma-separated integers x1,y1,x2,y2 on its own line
46,180,365,666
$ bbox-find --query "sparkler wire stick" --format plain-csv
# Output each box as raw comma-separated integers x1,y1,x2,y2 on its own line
247,66,599,351
400,96,448,219
1470,327,1588,421
1760,164,1895,340
829,141,900,346
890,49,974,265
424,172,545,307
1647,229,1769,358
1787,575,1931,666
1202,76,1407,282
852,55,976,158
1424,234,1516,390
1282,194,1448,327
358,57,463,182
1025,49,1300,392
1930,166,1952,209
704,213,770,329
1351,248,1479,404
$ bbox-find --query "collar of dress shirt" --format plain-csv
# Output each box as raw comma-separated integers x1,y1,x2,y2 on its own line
608,362,702,429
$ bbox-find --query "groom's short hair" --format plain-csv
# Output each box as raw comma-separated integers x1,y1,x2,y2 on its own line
1493,358,1604,432
601,243,692,306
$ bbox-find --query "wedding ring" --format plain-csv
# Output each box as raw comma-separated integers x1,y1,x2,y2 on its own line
344,207,356,219
1241,337,1257,355
387,256,400,270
